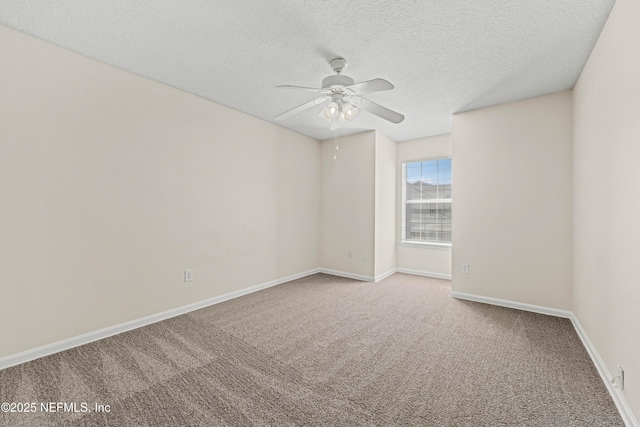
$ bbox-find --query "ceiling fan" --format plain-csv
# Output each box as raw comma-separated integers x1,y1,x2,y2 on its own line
274,58,404,129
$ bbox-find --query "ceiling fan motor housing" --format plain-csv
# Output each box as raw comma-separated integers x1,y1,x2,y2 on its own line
322,75,355,92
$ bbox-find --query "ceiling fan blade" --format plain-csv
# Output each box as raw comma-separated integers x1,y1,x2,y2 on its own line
343,96,362,106
276,85,325,93
358,98,405,124
345,78,394,94
274,97,328,121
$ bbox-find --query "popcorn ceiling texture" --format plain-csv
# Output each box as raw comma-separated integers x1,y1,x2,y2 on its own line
0,0,615,141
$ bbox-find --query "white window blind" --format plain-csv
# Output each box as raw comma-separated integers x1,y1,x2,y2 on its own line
402,158,452,244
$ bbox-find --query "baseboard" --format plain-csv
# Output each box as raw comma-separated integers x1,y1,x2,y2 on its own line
320,267,433,283
449,291,638,427
449,291,573,318
374,268,397,282
570,315,639,427
0,268,320,371
317,267,452,282
396,268,452,280
317,268,374,282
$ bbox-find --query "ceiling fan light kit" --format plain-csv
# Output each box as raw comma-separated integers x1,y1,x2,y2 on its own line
321,98,359,130
275,57,404,129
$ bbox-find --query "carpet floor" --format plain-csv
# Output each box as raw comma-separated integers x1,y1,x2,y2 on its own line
0,273,623,426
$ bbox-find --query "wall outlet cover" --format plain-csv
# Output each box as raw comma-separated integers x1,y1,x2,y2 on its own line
618,365,624,390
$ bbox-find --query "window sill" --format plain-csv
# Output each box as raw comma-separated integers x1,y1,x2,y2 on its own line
400,240,452,250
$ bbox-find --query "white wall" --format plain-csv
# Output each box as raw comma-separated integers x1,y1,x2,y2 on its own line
396,134,452,277
451,92,573,310
573,0,640,419
374,131,396,279
320,131,375,278
0,26,320,358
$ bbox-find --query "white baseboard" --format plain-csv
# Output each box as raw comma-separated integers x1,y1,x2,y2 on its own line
0,268,320,371
449,291,572,318
396,268,452,280
450,291,638,427
570,314,639,427
317,268,374,282
318,267,452,282
374,268,397,282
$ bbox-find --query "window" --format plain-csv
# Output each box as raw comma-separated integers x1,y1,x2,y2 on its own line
402,158,452,245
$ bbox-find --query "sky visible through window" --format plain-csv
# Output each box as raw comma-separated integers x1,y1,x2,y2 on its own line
406,158,452,185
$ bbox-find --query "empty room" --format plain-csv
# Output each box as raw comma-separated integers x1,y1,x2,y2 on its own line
1,0,638,426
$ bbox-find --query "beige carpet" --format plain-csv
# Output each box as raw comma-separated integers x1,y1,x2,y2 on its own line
0,273,623,426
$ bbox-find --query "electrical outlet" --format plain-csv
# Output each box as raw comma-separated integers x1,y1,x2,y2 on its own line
618,366,625,390
184,270,193,282
461,264,469,274
348,251,352,259
611,365,625,390
363,252,368,261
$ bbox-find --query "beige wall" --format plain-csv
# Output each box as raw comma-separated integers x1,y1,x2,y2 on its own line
0,26,320,357
396,134,452,277
451,92,573,310
374,131,397,278
320,131,375,278
573,0,640,418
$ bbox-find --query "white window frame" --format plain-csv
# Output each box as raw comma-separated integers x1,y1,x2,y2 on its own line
401,158,452,248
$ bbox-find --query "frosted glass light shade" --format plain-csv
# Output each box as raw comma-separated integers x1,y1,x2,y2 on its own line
340,102,358,122
324,102,340,119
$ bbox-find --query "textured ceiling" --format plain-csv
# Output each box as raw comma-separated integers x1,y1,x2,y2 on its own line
0,0,615,142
